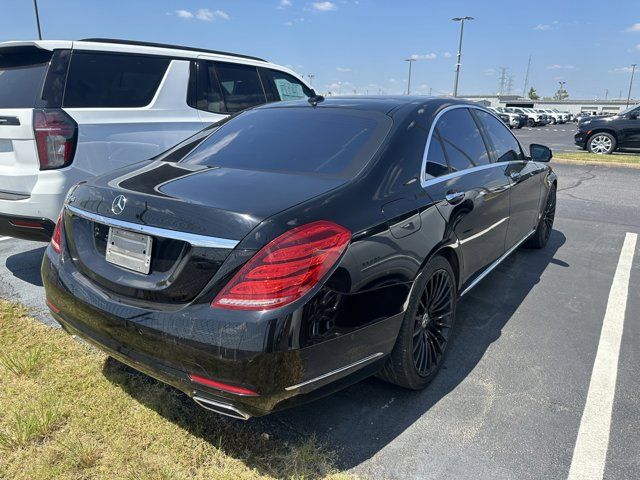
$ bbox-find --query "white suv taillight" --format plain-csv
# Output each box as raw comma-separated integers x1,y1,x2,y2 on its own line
33,109,77,170
212,221,351,311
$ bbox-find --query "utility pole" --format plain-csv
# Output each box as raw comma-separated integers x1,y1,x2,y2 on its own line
452,16,474,97
33,0,42,40
506,74,514,95
307,74,315,87
522,54,531,97
627,64,637,107
405,58,416,95
604,89,608,100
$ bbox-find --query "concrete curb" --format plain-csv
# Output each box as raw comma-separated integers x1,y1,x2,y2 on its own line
552,157,640,169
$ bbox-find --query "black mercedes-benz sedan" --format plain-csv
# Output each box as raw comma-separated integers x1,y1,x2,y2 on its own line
42,97,557,419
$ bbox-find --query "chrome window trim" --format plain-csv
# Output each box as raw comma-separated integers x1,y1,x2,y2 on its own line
420,104,525,188
284,352,384,391
66,205,239,249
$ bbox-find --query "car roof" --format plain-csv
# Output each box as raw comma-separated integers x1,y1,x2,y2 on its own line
257,96,469,116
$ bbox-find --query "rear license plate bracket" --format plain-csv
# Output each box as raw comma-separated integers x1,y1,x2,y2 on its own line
105,227,153,274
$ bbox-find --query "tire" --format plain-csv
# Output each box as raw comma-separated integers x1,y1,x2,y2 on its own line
527,119,535,127
525,184,556,249
378,255,457,390
587,132,616,154
550,118,556,125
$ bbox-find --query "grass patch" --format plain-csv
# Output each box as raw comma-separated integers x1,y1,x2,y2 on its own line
554,151,640,165
0,301,355,480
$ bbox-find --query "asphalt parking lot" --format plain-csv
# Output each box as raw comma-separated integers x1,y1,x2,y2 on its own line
513,122,579,153
1,161,638,479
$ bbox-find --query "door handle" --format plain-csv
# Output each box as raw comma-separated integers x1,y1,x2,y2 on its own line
509,171,521,181
445,190,465,205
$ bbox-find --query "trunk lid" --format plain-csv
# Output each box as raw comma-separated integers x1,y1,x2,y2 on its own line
65,160,345,305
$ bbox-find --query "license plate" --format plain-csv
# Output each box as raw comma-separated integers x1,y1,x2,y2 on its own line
105,227,153,274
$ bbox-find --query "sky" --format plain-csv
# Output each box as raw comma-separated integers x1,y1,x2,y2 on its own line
1,0,639,99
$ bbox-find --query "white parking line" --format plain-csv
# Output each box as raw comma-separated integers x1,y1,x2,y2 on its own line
567,232,637,480
0,236,12,243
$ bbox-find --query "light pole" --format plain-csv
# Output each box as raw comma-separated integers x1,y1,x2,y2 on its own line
452,16,473,97
626,64,637,107
33,0,42,40
307,74,315,87
405,58,416,95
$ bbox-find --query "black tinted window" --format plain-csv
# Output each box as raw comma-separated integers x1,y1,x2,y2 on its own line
64,53,169,108
475,110,523,162
181,108,391,177
424,128,450,178
436,108,490,172
214,62,266,113
196,60,225,114
0,48,51,108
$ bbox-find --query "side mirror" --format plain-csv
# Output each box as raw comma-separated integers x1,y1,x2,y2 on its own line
530,143,553,162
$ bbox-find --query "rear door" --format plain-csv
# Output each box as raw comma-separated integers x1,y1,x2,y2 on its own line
0,44,54,196
62,50,202,176
473,109,543,248
421,107,511,283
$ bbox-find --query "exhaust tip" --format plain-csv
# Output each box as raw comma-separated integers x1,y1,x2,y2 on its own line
192,395,251,420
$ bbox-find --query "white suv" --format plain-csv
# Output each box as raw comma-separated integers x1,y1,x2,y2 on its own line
0,38,312,241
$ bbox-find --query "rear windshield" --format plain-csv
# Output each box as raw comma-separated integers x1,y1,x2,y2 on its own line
0,48,51,108
180,107,392,177
63,52,170,108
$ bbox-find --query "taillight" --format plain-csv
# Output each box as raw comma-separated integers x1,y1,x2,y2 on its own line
212,221,351,311
50,212,63,254
33,109,77,170
188,374,258,396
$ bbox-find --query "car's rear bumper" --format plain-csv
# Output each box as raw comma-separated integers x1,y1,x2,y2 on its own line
42,250,401,417
0,212,55,241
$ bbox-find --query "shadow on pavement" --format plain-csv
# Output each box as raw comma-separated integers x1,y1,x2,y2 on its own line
5,246,46,287
102,229,566,475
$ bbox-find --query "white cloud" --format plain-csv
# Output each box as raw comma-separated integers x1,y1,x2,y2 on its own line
313,1,337,11
625,23,640,32
636,43,640,51
534,24,551,31
409,53,437,60
442,51,452,58
176,8,228,21
284,21,293,26
278,0,292,8
284,17,304,26
483,68,496,76
336,67,352,72
547,64,575,70
610,66,634,73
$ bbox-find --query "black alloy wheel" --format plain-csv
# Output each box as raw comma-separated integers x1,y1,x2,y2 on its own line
412,269,454,377
526,185,556,249
378,255,457,389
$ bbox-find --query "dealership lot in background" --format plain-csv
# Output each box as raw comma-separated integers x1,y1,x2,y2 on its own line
513,124,579,153
1,162,639,479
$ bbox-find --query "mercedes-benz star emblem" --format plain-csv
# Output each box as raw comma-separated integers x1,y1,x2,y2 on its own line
111,195,127,215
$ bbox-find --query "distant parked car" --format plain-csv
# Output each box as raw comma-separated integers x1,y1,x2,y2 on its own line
574,104,640,154
0,38,313,241
532,109,551,125
510,107,544,127
540,108,567,124
503,107,529,128
490,107,523,129
488,107,518,128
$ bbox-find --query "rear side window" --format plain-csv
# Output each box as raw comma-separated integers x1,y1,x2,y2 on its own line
474,110,523,162
194,60,226,114
436,108,490,172
424,129,450,178
63,52,170,108
0,47,51,108
180,107,392,178
214,62,266,113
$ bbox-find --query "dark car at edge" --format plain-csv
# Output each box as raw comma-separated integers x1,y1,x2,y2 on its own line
574,104,640,154
42,97,557,419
